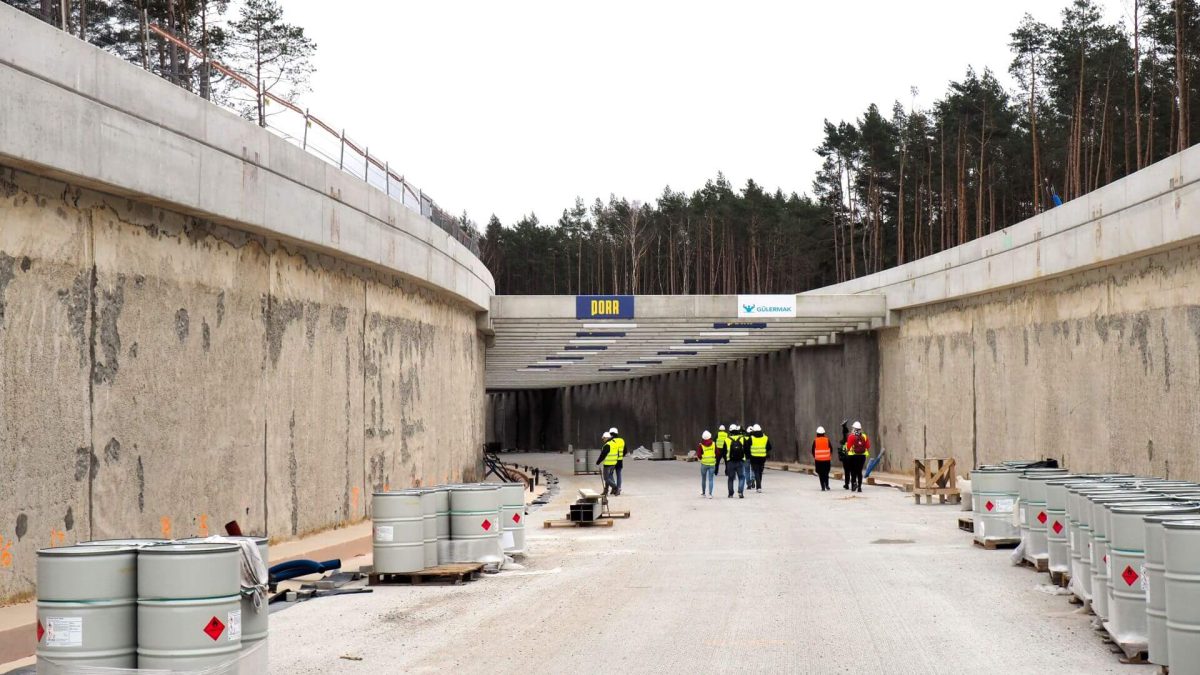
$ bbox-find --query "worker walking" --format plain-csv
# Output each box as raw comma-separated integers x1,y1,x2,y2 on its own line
609,427,626,493
840,420,852,490
747,424,771,493
811,426,833,491
724,424,748,498
845,421,871,493
596,430,621,496
696,431,717,499
729,423,752,490
715,424,729,475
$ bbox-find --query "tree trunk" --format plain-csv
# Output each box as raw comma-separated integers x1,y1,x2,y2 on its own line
1135,0,1144,169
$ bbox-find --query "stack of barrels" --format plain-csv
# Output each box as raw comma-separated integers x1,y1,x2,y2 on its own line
372,481,528,574
36,536,269,671
971,465,1200,674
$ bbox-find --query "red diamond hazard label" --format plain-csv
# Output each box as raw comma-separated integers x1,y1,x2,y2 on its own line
1037,512,1047,524
1053,521,1064,534
481,519,492,531
203,616,225,641
36,621,44,643
985,501,995,511
512,513,521,524
1123,565,1140,587
1104,554,1108,564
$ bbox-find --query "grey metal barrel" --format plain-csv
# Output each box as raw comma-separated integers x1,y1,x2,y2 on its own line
1044,477,1086,575
652,441,664,460
36,544,137,668
450,484,502,543
1019,470,1068,567
585,448,602,471
1146,513,1200,666
971,466,1020,543
433,486,450,563
1089,493,1159,619
373,491,425,573
574,448,589,474
1106,503,1199,648
1164,519,1200,675
78,538,169,548
420,489,438,568
499,482,527,553
1070,484,1139,602
137,542,242,670
179,536,270,652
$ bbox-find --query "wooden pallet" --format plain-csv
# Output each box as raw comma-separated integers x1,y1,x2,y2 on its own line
1050,570,1071,587
1020,556,1050,573
958,515,974,532
973,537,1021,550
1099,624,1150,664
561,510,630,520
368,563,484,586
544,518,614,528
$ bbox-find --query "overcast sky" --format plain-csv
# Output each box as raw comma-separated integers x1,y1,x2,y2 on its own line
282,0,1128,225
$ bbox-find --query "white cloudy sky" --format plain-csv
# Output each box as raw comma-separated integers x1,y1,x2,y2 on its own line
281,0,1128,225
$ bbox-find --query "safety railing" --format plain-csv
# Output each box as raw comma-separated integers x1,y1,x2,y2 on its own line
141,23,481,258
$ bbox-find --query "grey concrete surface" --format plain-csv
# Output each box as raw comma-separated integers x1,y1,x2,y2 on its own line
270,452,1151,674
0,3,493,311
0,164,486,604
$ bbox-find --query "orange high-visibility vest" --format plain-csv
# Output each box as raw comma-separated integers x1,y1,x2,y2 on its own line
814,436,832,462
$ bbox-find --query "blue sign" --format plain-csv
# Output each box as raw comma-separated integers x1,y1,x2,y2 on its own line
575,295,635,319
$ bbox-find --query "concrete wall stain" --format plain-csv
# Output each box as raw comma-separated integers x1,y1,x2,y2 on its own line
0,252,16,328
136,456,145,513
73,446,97,482
92,276,125,385
103,437,120,464
173,308,190,343
57,271,90,367
215,291,226,327
261,295,305,367
14,514,27,541
201,319,211,352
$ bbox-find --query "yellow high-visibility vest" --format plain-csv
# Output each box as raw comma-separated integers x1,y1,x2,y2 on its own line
699,443,717,466
750,434,769,458
602,440,620,466
613,437,626,461
716,431,729,452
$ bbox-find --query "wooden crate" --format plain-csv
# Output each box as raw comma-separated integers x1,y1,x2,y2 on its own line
913,458,961,504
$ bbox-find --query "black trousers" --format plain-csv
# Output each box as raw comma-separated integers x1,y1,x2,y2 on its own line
750,458,766,489
848,455,866,490
842,456,851,487
815,460,831,490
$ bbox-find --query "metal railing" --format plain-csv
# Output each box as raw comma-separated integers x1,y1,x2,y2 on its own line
140,23,481,258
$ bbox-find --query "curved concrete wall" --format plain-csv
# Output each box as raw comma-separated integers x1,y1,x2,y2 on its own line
0,6,489,604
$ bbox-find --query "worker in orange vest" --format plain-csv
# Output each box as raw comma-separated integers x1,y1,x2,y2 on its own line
811,426,833,491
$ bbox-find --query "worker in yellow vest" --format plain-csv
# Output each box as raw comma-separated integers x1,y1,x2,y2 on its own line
595,430,622,496
844,421,871,492
715,425,729,474
747,424,772,493
608,427,626,494
695,431,717,499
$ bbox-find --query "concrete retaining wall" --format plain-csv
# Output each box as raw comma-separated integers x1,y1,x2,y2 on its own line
0,165,486,604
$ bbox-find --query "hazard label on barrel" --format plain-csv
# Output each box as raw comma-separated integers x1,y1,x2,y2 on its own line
36,621,43,643
481,519,492,531
1037,512,1047,524
1052,521,1063,534
1122,565,1140,587
512,513,521,524
985,501,994,511
203,616,225,641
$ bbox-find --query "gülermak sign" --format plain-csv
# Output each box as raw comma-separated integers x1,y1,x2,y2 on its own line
737,294,797,318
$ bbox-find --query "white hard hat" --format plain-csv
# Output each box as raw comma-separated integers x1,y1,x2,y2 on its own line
702,431,712,440
751,424,761,432
852,421,862,431
608,427,619,435
816,426,825,434
602,432,611,440
718,424,726,431
729,424,740,431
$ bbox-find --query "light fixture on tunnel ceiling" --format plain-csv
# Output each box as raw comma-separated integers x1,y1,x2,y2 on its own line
628,360,662,364
569,339,617,344
660,351,695,355
583,323,637,329
598,367,631,372
575,331,626,338
684,338,730,345
546,356,584,361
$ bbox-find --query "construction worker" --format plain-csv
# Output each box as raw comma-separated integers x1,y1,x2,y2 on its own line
840,420,851,490
695,430,717,499
724,423,748,498
845,421,871,493
595,430,621,496
747,424,771,492
811,426,833,491
609,427,626,493
714,424,729,474
729,423,752,490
